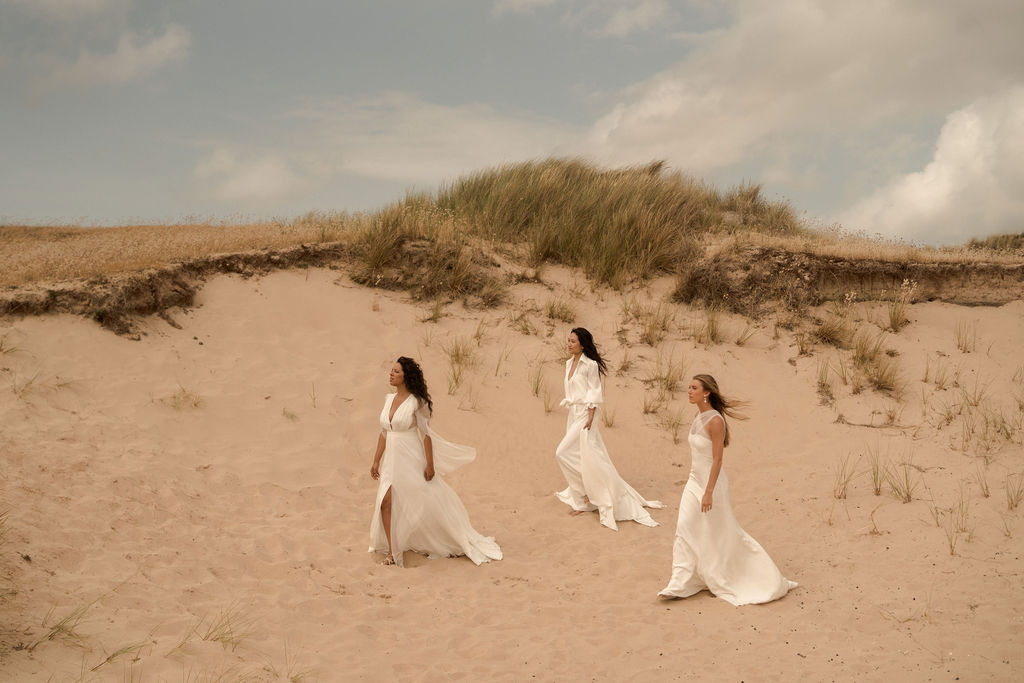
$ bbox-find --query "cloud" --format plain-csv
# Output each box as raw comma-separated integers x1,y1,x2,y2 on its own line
195,149,307,203
835,87,1024,245
597,0,670,37
292,91,575,186
34,23,189,93
579,0,1024,167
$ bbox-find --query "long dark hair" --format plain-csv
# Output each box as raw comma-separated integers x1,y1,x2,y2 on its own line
571,327,608,376
692,374,748,447
397,356,433,415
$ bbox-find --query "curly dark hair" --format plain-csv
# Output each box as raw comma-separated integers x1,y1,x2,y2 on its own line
397,356,433,415
570,327,608,376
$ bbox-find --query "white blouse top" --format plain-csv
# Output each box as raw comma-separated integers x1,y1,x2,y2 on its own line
561,355,603,410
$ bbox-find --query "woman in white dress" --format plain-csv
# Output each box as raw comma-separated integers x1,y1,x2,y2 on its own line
659,374,797,605
369,356,502,567
554,327,664,530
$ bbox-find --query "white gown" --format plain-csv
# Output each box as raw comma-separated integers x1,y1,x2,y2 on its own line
659,410,797,605
554,355,664,530
369,394,502,567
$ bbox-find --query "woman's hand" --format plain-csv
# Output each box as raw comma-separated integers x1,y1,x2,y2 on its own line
583,418,593,431
370,463,380,480
701,491,713,513
424,465,435,481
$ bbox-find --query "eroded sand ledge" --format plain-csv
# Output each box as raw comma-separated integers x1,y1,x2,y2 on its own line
1,265,1023,680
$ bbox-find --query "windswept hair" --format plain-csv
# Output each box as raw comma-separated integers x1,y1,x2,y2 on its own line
693,373,748,447
571,327,608,376
397,356,433,415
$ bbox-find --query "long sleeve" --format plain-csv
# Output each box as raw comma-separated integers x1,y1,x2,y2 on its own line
412,401,476,475
582,358,603,409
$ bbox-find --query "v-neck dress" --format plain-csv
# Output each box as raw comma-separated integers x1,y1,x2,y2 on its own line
369,393,502,567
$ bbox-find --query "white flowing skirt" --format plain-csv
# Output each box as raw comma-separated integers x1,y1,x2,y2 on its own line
369,430,501,567
554,405,663,530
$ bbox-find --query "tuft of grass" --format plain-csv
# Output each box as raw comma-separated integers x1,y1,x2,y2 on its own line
1006,473,1024,511
528,363,545,397
974,465,990,498
443,336,476,395
886,460,918,503
617,349,634,374
544,298,576,323
542,386,556,414
794,331,813,356
733,320,756,346
663,410,686,444
832,455,856,499
867,446,887,496
638,303,674,346
509,307,537,336
493,343,512,377
420,299,446,323
647,349,685,396
817,359,834,406
29,603,93,651
200,604,255,653
886,278,917,332
282,408,298,421
600,405,615,428
693,309,722,346
90,640,151,673
954,319,977,353
813,316,851,347
642,389,668,415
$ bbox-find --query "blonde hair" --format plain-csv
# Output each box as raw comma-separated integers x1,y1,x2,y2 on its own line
693,374,748,447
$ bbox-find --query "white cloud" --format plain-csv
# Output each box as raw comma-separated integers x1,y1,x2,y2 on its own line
836,87,1024,245
195,149,307,203
293,91,575,186
579,0,1024,172
35,23,189,93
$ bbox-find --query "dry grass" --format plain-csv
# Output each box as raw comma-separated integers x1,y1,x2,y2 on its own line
0,214,359,287
1006,474,1024,511
955,319,978,353
733,320,756,346
166,385,202,409
867,446,887,496
544,298,576,323
886,279,917,332
813,316,851,348
887,460,918,503
647,349,686,396
443,337,476,394
693,309,723,346
832,455,856,499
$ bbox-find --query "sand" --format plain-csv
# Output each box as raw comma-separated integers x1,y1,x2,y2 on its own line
1,266,1022,681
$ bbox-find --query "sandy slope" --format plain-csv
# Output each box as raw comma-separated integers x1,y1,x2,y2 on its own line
1,266,1022,681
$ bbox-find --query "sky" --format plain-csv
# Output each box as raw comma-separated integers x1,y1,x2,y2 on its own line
1,0,1022,246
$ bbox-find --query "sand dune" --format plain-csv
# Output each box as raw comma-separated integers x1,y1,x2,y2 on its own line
1,266,1022,681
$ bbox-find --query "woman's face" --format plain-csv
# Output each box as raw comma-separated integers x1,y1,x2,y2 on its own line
567,332,582,356
389,362,405,388
687,379,708,406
